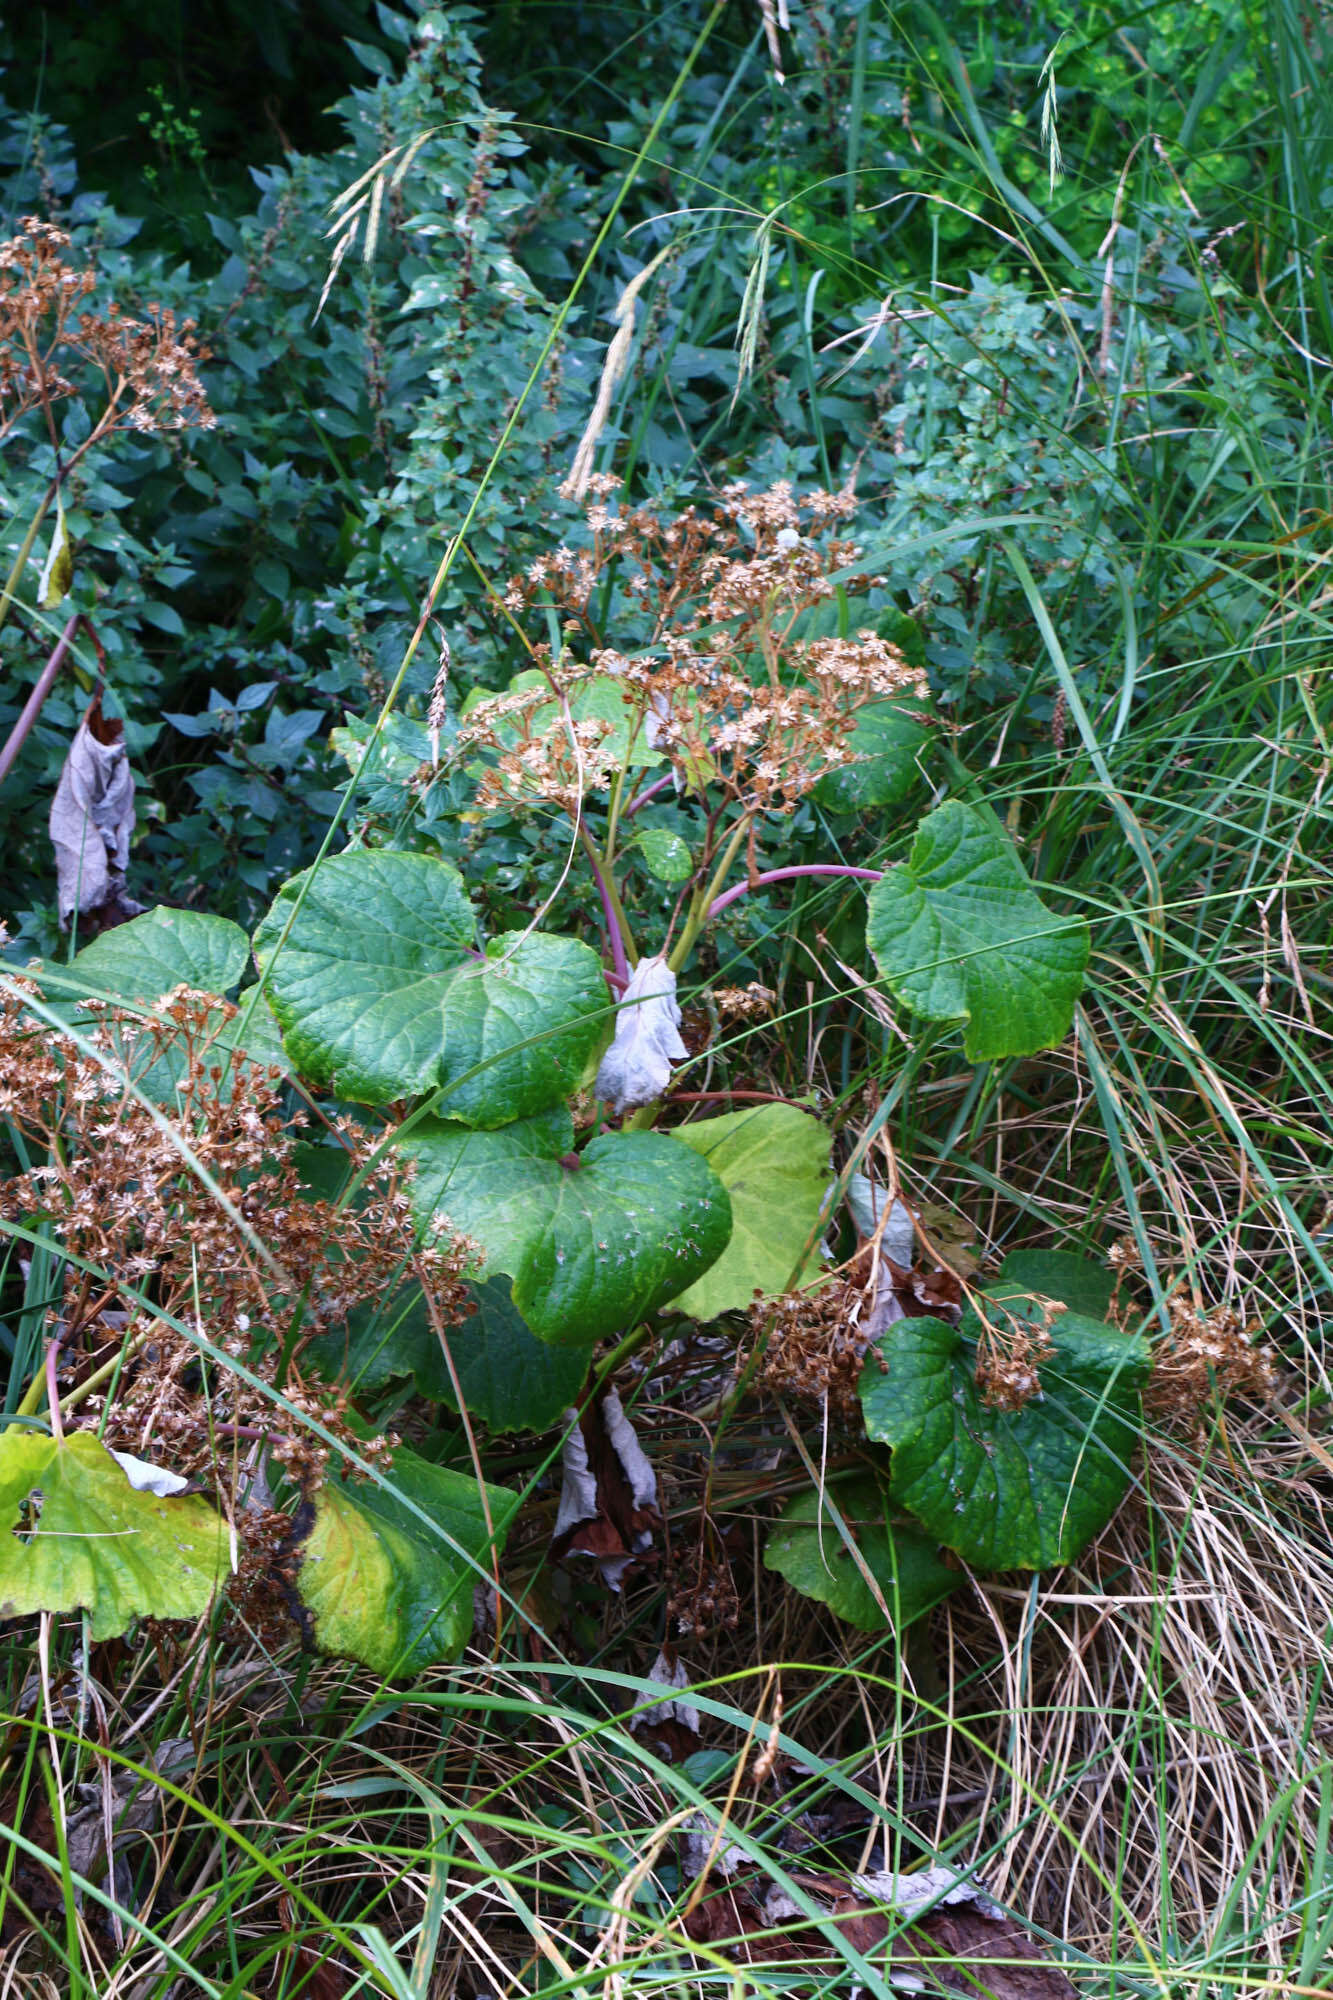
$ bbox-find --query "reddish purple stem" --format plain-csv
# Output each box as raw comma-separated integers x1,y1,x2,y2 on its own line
623,773,674,818
585,848,630,993
708,864,883,920
0,610,80,788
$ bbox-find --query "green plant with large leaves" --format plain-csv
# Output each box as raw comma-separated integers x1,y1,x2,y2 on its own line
0,469,1107,1669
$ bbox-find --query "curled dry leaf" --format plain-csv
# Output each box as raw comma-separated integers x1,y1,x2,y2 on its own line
847,1173,968,1331
552,1389,660,1590
58,1737,192,1915
847,1172,916,1339
631,1647,703,1762
48,692,141,930
594,953,689,1114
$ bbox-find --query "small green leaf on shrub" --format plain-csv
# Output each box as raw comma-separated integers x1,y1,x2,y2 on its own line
253,849,608,1116
401,1110,732,1344
814,703,930,813
860,1299,1149,1571
998,1248,1113,1321
765,1476,959,1631
295,1448,516,1676
667,1102,831,1320
635,828,694,883
865,801,1090,1059
0,1431,226,1639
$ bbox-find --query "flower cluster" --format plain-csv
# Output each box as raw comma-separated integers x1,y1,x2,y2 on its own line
471,481,928,821
754,1279,870,1422
1147,1295,1277,1430
0,983,474,1490
0,214,214,443
972,1295,1061,1412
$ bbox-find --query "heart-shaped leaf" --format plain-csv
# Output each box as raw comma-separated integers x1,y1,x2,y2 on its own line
667,1102,831,1319
814,703,930,813
997,1248,1113,1321
0,1431,226,1639
253,849,608,1117
401,1109,732,1344
313,1277,590,1432
295,1447,516,1675
860,1296,1149,1570
38,905,289,1100
64,905,251,999
866,801,1089,1060
765,1476,959,1631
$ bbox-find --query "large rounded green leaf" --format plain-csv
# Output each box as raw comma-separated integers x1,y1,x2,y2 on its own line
866,801,1089,1060
295,1447,516,1675
65,905,251,999
814,703,930,813
313,1277,589,1432
998,1248,1113,1321
37,905,288,1101
253,849,607,1117
860,1299,1149,1571
764,1476,959,1632
667,1103,831,1320
401,1110,732,1345
0,1431,226,1639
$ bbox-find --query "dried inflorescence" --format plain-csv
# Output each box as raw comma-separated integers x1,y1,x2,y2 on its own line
0,982,475,1489
0,214,214,442
711,983,776,1022
667,1525,740,1636
972,1295,1062,1412
1147,1295,1278,1430
464,480,929,819
755,1280,870,1423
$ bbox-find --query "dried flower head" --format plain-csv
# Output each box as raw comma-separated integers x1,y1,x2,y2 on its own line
0,214,215,443
0,983,475,1496
755,1280,869,1422
972,1295,1061,1412
1147,1296,1278,1430
478,484,927,825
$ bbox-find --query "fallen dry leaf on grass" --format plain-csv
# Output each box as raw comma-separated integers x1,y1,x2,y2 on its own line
680,1852,1080,1997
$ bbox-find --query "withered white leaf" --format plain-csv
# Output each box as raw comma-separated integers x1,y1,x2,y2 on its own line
847,1172,916,1340
38,495,74,608
552,1391,660,1592
595,953,689,1114
49,699,136,924
853,1863,1005,1923
638,1647,701,1736
601,1388,657,1512
847,1172,916,1267
108,1448,190,1498
553,1409,598,1540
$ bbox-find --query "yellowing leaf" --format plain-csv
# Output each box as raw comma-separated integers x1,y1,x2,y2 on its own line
296,1448,517,1675
667,1102,831,1320
0,1431,226,1639
38,496,74,608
